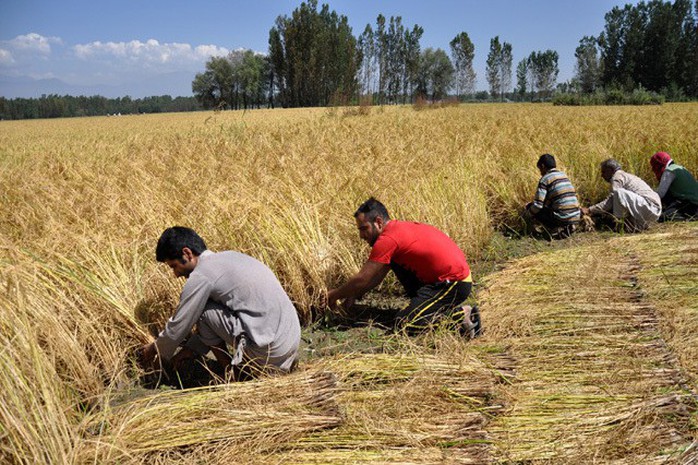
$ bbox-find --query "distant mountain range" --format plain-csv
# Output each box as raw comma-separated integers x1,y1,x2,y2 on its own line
0,72,196,99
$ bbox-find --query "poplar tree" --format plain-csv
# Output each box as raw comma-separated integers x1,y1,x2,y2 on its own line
450,32,476,100
486,37,503,99
575,36,601,94
515,58,529,100
486,36,512,101
529,50,559,99
267,0,358,107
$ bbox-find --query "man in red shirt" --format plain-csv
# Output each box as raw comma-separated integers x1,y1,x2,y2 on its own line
326,197,477,335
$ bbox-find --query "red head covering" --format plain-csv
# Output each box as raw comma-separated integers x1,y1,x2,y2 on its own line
650,151,672,181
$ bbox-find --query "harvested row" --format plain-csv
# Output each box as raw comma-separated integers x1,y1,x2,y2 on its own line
74,352,504,464
478,227,698,463
618,224,698,387
79,371,341,463
265,351,507,464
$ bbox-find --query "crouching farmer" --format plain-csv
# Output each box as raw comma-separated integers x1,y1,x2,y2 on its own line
138,227,301,383
524,153,581,239
582,159,661,232
326,198,477,336
650,151,698,221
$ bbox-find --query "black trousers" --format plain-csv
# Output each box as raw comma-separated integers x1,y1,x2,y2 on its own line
532,206,572,230
660,192,698,222
391,263,472,334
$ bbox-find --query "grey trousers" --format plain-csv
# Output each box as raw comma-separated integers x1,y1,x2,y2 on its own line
612,188,661,230
187,300,299,374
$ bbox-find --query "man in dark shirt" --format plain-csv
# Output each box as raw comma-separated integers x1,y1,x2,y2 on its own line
650,151,698,221
326,198,477,335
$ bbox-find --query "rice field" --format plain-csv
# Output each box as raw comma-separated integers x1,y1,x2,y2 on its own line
1,103,697,463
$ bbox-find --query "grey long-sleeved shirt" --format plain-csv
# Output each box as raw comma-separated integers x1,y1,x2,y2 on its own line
656,170,676,198
155,250,300,361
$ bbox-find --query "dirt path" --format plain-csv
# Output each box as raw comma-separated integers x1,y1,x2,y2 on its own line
477,224,698,463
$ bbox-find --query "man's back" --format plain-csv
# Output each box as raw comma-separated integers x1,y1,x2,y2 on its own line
184,250,300,351
368,220,470,284
536,169,580,222
611,170,660,207
666,164,698,204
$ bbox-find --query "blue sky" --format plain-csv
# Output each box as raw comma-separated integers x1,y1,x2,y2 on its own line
0,0,636,98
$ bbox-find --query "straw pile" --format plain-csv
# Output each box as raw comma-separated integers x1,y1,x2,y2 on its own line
477,225,698,463
72,350,503,464
79,370,342,462
267,351,505,464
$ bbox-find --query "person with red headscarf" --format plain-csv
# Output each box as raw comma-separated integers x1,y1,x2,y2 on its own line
650,151,698,221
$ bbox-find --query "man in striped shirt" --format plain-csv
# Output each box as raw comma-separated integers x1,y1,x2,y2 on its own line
525,154,581,237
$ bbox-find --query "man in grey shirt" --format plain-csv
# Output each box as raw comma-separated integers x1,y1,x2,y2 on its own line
139,227,301,380
582,159,661,231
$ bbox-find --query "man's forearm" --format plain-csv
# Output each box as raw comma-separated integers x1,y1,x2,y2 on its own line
330,275,374,302
528,200,543,214
327,261,390,309
589,195,612,215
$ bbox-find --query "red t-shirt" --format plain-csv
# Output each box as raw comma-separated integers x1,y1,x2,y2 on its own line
368,220,471,284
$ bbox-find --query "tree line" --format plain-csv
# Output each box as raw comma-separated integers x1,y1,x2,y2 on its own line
191,0,527,108
0,94,200,120
575,0,698,98
3,0,698,119
194,0,698,110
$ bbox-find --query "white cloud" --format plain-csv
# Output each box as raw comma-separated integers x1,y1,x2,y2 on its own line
73,39,230,66
8,33,61,55
194,44,231,58
1,33,236,97
26,71,57,80
0,49,15,65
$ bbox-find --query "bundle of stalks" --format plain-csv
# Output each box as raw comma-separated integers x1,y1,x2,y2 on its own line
269,352,501,463
80,371,341,462
313,352,497,397
0,247,151,464
0,297,82,464
478,228,697,462
5,249,152,398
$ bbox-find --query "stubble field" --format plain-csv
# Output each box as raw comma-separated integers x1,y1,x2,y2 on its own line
1,103,697,463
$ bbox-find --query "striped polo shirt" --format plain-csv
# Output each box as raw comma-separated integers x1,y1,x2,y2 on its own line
529,168,581,223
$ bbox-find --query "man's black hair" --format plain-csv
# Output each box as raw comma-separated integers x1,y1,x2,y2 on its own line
537,153,557,171
156,226,207,262
354,197,391,222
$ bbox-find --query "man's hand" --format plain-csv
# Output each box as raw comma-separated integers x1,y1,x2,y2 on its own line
171,346,197,372
326,262,390,312
581,206,590,216
325,288,339,311
137,342,158,370
339,296,355,312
